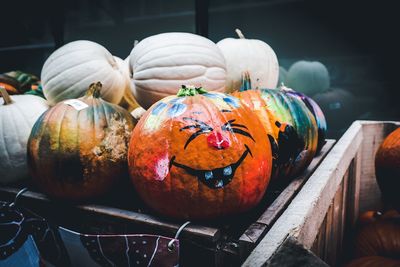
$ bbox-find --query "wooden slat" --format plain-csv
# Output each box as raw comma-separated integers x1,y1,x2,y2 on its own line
244,121,400,267
238,140,335,256
243,121,365,267
0,186,221,242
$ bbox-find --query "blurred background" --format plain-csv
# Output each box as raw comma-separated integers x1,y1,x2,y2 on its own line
1,0,398,140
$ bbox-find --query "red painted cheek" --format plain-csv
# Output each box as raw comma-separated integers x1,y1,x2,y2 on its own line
207,132,230,150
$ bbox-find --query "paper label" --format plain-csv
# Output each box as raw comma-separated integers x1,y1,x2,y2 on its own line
64,99,89,111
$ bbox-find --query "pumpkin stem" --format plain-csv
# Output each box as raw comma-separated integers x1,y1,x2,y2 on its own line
239,71,252,92
279,82,293,91
85,82,102,98
235,29,245,39
134,40,139,47
177,85,208,97
0,86,13,105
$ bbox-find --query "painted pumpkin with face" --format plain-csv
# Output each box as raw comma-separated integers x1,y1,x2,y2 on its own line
128,86,272,220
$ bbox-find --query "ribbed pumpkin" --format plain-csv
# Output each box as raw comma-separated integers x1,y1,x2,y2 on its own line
0,87,48,184
28,82,135,200
375,127,400,209
283,85,327,153
259,86,318,181
286,60,330,96
217,29,279,93
353,218,400,259
129,33,226,109
128,86,272,220
41,40,127,106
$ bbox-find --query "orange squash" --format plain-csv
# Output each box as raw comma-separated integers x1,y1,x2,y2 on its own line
128,86,272,220
375,127,400,210
28,82,136,200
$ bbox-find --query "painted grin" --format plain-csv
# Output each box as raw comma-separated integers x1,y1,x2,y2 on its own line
170,145,253,189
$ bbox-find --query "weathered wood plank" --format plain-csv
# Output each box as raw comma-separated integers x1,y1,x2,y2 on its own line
0,186,221,242
238,140,335,256
244,121,400,267
243,121,365,267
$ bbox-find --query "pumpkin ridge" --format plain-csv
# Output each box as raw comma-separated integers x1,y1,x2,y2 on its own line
0,109,11,164
43,58,104,84
46,64,111,104
133,65,224,80
135,50,227,71
134,42,225,65
42,44,103,68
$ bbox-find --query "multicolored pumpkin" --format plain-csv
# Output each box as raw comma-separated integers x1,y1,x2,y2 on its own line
0,87,48,184
232,75,318,181
259,86,318,180
0,71,40,95
375,127,400,210
286,60,330,96
129,33,226,109
217,29,279,93
128,86,272,219
282,85,327,153
28,82,135,200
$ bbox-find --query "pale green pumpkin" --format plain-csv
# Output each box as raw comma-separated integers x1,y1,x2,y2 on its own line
286,60,330,96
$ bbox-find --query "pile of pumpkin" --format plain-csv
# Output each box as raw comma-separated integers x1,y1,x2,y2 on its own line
344,128,400,267
1,31,328,220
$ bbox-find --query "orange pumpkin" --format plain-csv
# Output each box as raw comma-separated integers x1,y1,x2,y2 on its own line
375,127,400,210
353,218,400,259
28,82,135,200
345,256,400,267
128,86,272,220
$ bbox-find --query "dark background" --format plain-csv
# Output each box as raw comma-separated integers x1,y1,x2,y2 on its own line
1,0,398,139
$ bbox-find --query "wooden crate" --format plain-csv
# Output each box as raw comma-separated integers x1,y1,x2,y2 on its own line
0,140,335,266
244,121,400,267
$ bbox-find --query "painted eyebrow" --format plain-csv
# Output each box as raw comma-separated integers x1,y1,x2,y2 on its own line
182,117,210,127
221,109,232,113
223,119,248,129
222,120,255,142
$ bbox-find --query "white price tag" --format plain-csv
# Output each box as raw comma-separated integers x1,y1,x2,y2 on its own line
64,99,89,111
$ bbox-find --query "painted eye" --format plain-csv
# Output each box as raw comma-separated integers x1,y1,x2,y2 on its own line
222,120,255,142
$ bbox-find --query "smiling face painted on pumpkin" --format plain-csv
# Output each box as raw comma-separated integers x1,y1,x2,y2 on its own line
128,87,272,219
170,110,256,189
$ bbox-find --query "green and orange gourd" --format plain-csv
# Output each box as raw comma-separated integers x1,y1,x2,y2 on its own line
27,82,136,200
128,85,272,220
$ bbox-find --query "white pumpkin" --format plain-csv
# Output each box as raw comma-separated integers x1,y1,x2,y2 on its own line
0,87,48,184
286,60,330,96
129,32,227,109
41,40,126,106
217,29,279,93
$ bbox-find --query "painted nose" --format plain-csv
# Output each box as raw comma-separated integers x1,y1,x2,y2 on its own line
207,132,230,150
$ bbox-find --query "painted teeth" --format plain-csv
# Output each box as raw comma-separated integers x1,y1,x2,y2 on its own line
223,166,232,176
215,180,224,188
205,171,213,180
